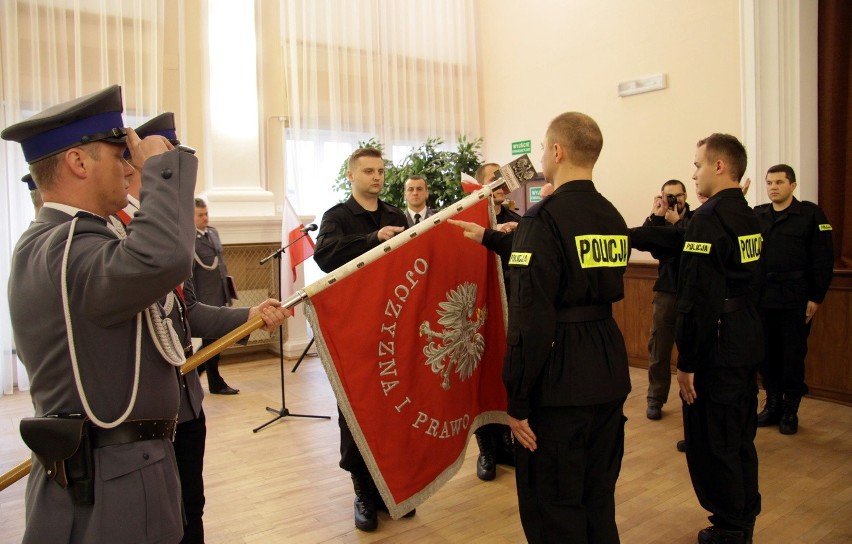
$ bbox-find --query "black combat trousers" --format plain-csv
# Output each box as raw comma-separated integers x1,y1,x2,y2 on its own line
760,305,811,397
174,411,207,544
683,366,761,533
338,406,372,483
514,399,626,544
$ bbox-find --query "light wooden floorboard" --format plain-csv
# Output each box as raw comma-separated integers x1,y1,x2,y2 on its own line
2,355,851,543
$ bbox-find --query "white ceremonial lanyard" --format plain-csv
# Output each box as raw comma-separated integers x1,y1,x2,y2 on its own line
62,217,141,428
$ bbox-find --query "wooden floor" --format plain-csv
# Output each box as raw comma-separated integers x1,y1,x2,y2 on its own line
2,355,851,543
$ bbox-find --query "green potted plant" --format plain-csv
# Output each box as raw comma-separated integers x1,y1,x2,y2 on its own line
334,136,483,209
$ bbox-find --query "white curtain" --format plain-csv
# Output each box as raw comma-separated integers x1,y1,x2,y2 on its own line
0,0,164,397
279,0,482,216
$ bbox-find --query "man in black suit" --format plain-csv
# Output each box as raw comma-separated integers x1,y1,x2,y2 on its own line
402,175,436,227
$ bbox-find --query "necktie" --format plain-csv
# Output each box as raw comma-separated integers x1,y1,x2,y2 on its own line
414,213,421,225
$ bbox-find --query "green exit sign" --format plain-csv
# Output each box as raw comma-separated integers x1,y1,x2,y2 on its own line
529,186,543,203
511,139,531,155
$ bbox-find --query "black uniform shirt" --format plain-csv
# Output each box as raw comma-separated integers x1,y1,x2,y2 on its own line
754,198,833,308
313,195,407,273
675,188,763,373
503,180,631,419
495,205,522,225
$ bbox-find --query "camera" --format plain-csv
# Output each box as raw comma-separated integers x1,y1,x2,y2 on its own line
666,194,678,208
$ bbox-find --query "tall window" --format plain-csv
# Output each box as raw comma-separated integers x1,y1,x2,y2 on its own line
0,0,164,396
279,0,481,216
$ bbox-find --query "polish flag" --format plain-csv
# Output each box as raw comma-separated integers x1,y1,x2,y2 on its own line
460,172,480,194
281,198,315,314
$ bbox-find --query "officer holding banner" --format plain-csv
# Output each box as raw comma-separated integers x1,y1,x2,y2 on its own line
313,147,411,532
111,112,289,543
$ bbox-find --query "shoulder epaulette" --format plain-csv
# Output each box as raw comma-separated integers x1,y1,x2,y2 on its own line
523,197,550,218
694,197,720,215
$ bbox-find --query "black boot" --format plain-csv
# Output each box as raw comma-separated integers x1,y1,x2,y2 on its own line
475,432,496,481
779,395,802,435
351,474,378,532
756,391,781,427
697,525,746,544
375,495,416,518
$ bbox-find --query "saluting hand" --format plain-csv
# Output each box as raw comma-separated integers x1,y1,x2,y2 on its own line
124,127,174,169
740,177,751,196
651,196,666,217
508,415,537,452
249,298,291,332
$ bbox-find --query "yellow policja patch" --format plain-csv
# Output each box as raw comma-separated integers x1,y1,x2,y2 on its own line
683,241,711,254
738,233,762,263
574,235,628,268
819,224,832,231
508,252,532,266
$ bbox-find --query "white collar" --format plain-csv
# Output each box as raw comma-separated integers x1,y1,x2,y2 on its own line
407,207,427,218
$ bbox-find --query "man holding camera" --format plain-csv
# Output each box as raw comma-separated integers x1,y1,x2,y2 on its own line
642,180,693,420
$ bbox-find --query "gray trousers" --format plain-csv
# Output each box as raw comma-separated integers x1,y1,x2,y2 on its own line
647,291,676,406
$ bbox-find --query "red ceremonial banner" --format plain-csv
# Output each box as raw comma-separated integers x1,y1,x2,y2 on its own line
305,199,508,518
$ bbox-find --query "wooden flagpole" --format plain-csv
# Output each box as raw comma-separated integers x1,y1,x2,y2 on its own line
0,155,534,493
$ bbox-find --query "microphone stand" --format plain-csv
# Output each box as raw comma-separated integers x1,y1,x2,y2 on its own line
254,229,329,433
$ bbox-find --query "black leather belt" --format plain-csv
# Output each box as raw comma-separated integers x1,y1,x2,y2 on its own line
766,270,804,282
721,296,750,313
557,304,612,323
91,419,177,448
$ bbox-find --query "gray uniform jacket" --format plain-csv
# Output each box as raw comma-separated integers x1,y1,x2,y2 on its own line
193,226,232,307
9,150,197,544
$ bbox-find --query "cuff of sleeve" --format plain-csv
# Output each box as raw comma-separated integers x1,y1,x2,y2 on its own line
676,359,697,374
481,228,499,249
507,400,530,421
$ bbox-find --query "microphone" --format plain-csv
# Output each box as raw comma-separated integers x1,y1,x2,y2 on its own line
300,223,318,233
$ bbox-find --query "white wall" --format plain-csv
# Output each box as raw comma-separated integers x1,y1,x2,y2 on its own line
476,0,743,258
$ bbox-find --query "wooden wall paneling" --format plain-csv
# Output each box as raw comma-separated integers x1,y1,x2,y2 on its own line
620,264,851,405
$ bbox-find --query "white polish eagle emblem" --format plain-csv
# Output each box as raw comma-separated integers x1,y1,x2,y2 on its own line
418,282,487,390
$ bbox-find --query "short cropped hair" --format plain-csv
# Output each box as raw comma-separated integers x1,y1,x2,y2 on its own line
766,163,796,183
29,155,61,190
194,197,207,208
474,163,499,184
547,112,603,168
697,133,747,182
405,174,428,186
348,147,383,171
661,179,686,193
29,141,101,190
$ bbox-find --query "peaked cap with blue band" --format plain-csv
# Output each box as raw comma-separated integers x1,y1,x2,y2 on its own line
125,112,179,159
21,174,37,191
0,85,126,164
135,112,178,142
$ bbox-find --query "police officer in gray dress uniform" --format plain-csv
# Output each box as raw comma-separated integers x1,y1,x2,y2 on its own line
192,198,240,394
113,113,289,543
3,85,196,543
